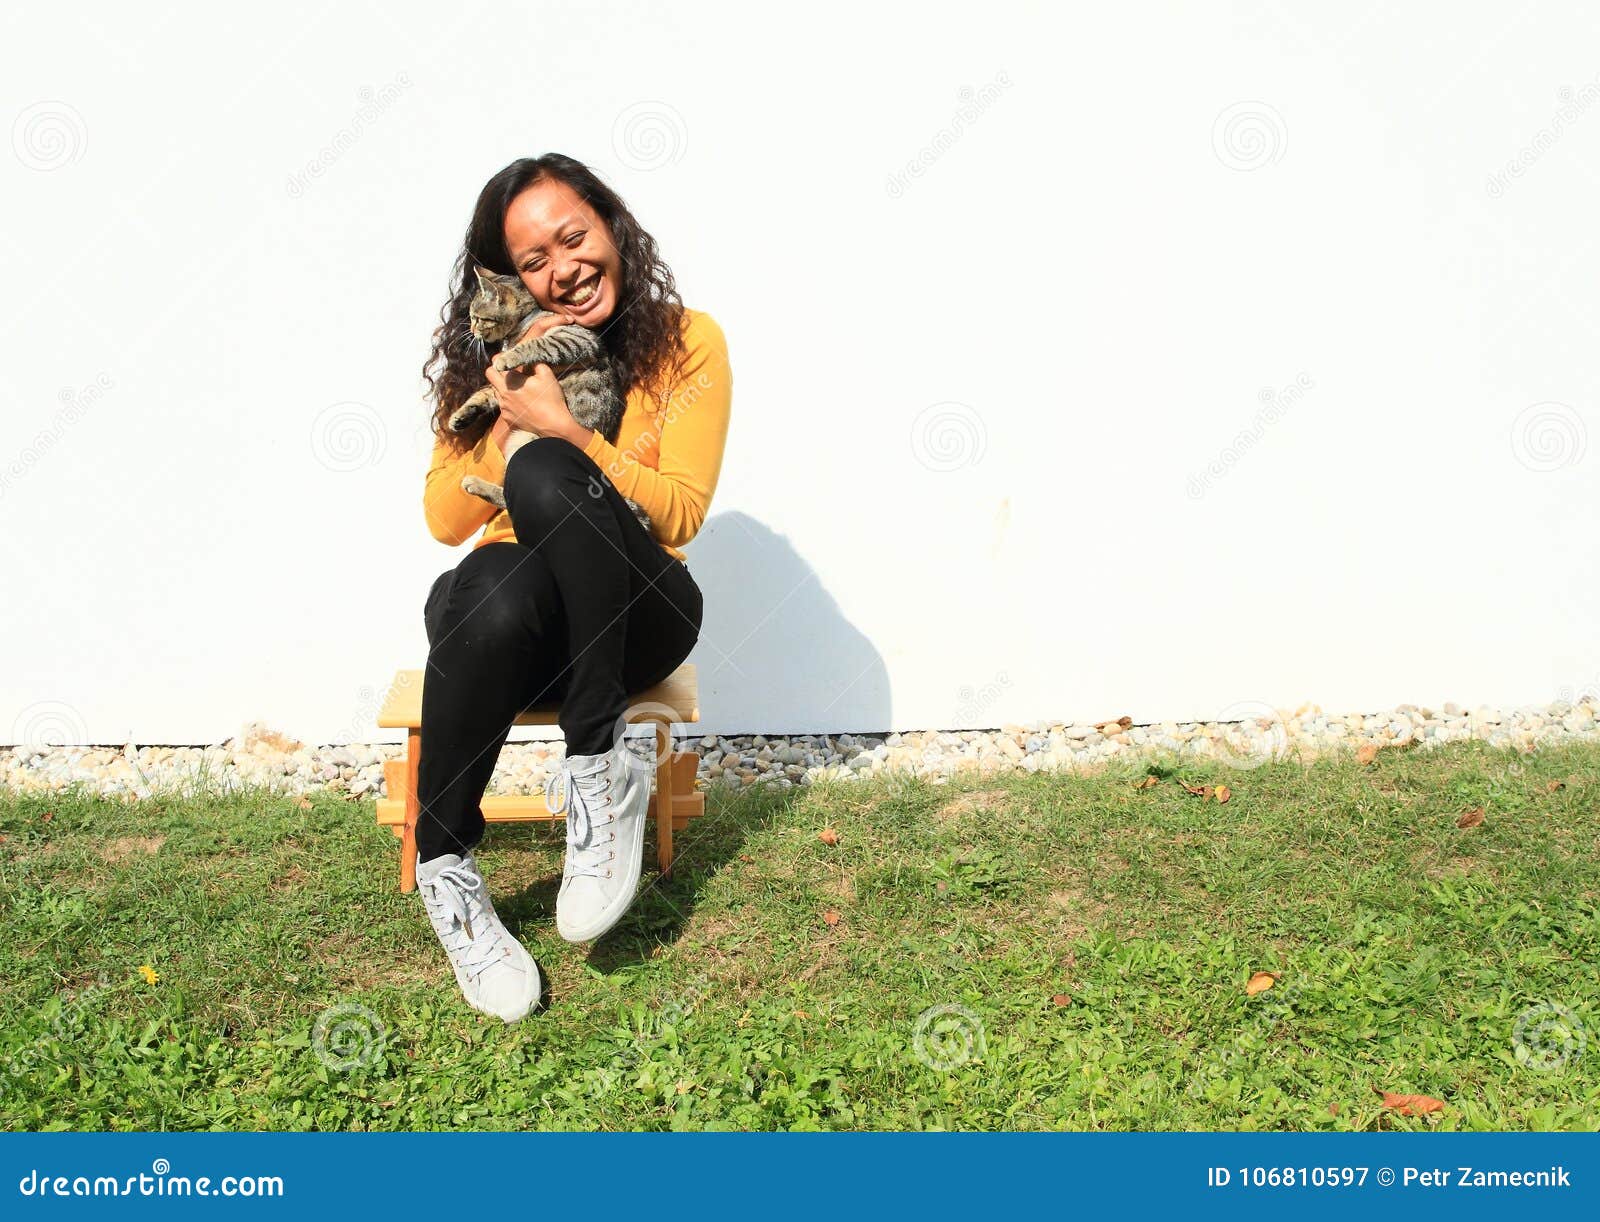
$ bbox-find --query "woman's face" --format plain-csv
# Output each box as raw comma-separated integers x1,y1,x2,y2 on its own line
503,178,623,328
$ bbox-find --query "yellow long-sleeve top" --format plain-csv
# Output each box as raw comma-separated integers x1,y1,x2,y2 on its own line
423,308,731,564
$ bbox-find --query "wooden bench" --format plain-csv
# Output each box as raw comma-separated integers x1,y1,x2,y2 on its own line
374,663,705,892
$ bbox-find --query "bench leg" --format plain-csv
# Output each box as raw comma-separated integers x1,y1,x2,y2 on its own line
400,727,420,893
653,718,673,877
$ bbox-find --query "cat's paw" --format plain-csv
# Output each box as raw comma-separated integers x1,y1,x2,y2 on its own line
461,475,508,511
624,497,653,537
449,388,499,432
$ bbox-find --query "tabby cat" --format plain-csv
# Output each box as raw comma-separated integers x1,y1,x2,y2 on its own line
448,264,650,535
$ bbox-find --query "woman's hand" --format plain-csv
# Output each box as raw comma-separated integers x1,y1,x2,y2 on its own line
485,360,580,443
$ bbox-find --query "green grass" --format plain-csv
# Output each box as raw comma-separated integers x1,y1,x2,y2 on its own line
2,736,1598,1130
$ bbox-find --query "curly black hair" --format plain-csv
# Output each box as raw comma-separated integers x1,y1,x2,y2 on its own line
422,153,688,452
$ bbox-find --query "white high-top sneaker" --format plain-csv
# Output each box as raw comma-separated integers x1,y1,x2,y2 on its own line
415,851,543,1022
543,742,653,942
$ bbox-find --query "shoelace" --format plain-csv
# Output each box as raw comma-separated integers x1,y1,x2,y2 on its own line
544,754,620,880
420,860,512,981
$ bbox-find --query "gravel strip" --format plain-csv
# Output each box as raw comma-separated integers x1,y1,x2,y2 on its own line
3,698,1597,801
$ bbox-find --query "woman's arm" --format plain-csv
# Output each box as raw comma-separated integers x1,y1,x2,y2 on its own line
422,430,503,545
579,311,733,549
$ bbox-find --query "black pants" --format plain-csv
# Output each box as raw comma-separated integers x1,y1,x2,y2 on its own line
415,436,704,864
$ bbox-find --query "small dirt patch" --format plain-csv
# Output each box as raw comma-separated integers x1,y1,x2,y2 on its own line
99,836,166,864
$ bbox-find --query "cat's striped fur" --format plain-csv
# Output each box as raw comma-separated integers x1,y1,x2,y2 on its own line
448,264,650,535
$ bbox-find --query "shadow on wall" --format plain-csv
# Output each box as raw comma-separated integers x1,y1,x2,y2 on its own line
682,511,887,738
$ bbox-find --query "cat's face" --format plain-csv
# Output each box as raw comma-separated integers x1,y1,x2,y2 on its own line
467,266,540,343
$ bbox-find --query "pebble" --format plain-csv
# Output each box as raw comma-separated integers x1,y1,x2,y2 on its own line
6,699,1600,800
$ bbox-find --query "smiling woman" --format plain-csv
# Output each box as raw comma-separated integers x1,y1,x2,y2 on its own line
409,154,733,1023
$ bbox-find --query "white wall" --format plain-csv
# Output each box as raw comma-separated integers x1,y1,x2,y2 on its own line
3,0,1597,746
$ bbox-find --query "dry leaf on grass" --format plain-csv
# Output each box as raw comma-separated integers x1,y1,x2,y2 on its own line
1245,971,1279,996
1456,807,1485,829
1356,743,1380,766
822,909,841,927
818,828,839,845
1547,780,1566,793
1133,776,1160,790
1376,1090,1445,1116
1180,781,1214,799
1214,784,1231,803
294,796,312,811
1051,993,1072,1007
